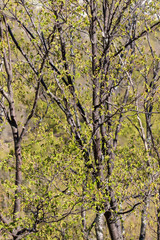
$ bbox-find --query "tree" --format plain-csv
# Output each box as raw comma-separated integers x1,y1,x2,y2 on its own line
0,0,160,239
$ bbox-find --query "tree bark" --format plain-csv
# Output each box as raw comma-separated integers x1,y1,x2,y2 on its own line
157,189,160,240
139,197,149,240
90,1,104,239
95,213,104,240
104,191,123,240
13,142,22,218
105,211,123,240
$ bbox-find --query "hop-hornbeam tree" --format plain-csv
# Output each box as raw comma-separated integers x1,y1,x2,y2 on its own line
0,0,160,239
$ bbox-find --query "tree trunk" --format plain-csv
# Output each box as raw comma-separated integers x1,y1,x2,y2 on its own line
105,214,122,240
139,197,149,240
13,142,22,218
157,189,160,240
81,203,87,239
157,210,160,240
95,213,104,240
105,194,123,240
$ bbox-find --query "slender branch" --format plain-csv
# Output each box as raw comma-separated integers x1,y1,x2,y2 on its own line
110,0,132,36
0,214,10,225
114,19,160,57
19,78,40,143
117,202,141,215
7,22,88,124
86,216,96,239
0,87,11,103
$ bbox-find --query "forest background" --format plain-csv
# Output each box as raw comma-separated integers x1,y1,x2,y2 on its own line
0,0,160,239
